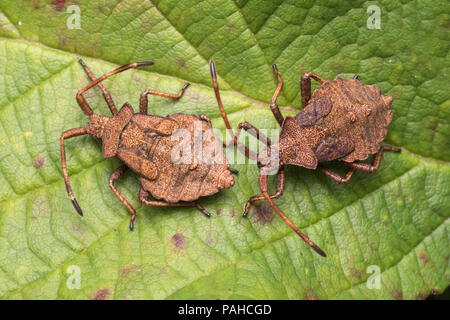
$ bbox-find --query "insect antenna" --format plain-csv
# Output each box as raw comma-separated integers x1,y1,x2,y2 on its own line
209,60,237,146
77,61,155,116
259,173,327,257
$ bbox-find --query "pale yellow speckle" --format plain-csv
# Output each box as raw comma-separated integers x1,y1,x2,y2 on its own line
14,265,27,278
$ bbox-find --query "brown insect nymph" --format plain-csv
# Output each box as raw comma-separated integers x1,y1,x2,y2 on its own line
222,65,401,257
61,60,238,230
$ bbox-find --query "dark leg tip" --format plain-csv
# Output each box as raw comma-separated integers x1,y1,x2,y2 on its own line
78,59,87,67
136,61,154,67
312,244,327,258
129,220,135,231
72,199,83,216
209,60,217,78
353,74,359,80
272,64,278,71
229,168,239,175
183,82,191,89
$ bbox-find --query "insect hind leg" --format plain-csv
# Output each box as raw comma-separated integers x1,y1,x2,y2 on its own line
139,188,212,217
243,166,285,217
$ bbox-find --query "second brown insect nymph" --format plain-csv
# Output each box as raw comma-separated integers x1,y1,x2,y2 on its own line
218,65,401,257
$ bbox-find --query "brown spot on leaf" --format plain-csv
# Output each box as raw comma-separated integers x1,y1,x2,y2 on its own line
31,0,42,10
52,0,66,11
120,266,139,275
253,203,273,224
172,233,186,249
416,293,427,300
349,267,363,280
178,59,186,68
33,157,45,168
392,289,403,300
303,289,318,300
92,288,110,300
217,209,223,216
419,252,428,264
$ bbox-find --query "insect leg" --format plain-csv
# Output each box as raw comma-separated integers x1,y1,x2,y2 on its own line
222,121,271,161
243,166,285,217
270,64,284,126
259,173,326,257
77,61,154,116
139,188,212,217
139,82,190,114
61,127,88,216
300,72,326,108
346,146,401,173
109,165,137,230
318,165,355,184
78,59,118,115
197,114,212,126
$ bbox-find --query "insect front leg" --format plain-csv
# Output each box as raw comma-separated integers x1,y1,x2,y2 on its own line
139,82,190,114
78,59,118,115
300,72,326,108
223,121,272,161
139,188,211,217
109,165,137,230
243,166,285,217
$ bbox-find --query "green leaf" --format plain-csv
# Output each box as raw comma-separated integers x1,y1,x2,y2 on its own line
0,0,448,300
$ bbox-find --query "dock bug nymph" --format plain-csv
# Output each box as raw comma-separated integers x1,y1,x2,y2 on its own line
220,65,401,257
61,60,240,230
